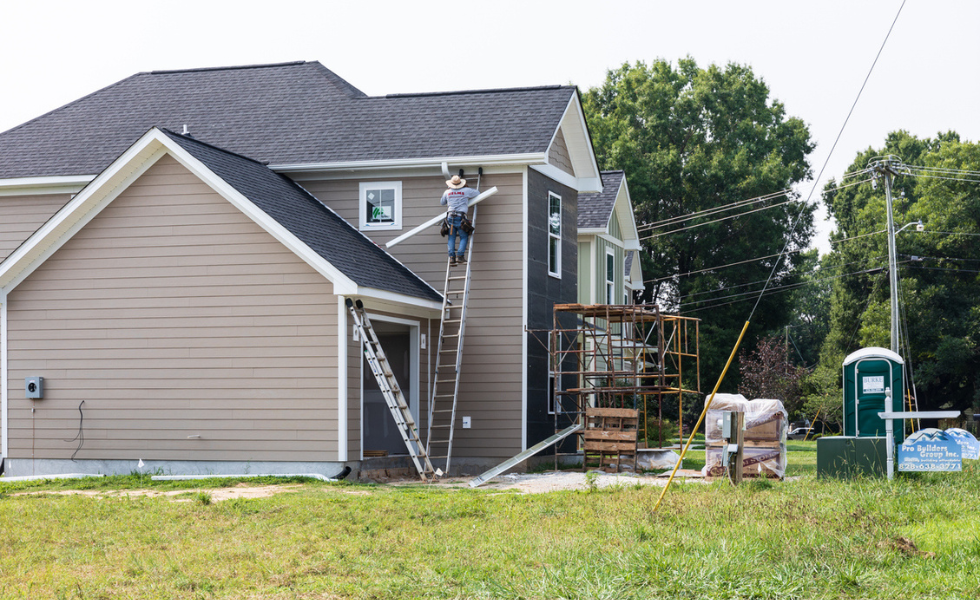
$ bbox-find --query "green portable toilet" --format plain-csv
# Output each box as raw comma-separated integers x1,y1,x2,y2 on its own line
843,347,905,441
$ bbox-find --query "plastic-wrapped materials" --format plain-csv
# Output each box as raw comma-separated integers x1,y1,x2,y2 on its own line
703,395,787,479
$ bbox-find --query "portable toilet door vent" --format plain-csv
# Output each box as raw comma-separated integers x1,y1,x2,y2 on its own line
843,347,905,441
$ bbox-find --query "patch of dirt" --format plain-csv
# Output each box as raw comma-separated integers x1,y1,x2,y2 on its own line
12,484,302,502
879,536,936,558
397,470,709,494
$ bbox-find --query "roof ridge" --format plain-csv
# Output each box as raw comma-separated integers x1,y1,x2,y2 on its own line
308,63,366,98
146,61,308,75
160,128,270,167
385,85,571,99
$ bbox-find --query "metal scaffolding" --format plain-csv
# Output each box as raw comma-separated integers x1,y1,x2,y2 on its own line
546,303,701,454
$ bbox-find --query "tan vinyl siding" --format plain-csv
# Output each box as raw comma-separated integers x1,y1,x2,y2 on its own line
0,193,71,261
6,155,339,462
548,129,575,176
305,174,524,457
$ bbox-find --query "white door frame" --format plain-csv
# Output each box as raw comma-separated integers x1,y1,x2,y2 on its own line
359,313,420,460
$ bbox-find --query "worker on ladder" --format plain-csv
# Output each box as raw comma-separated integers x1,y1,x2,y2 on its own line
441,175,478,266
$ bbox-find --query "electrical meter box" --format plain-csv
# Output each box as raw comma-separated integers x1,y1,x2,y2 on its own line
26,376,44,399
843,347,904,441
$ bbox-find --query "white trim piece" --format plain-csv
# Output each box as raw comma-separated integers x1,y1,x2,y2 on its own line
287,163,525,182
356,288,442,313
547,191,562,279
0,174,94,197
521,166,529,451
548,94,601,182
597,233,625,248
358,181,403,232
615,175,642,246
337,296,348,461
530,164,601,193
386,186,498,248
605,247,616,305
1,294,7,458
366,313,422,426
590,235,597,304
270,153,547,174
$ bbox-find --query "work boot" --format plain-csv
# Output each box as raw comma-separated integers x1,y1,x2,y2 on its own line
458,255,467,265
450,256,457,267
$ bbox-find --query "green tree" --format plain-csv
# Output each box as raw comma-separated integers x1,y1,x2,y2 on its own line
821,131,980,414
583,59,815,402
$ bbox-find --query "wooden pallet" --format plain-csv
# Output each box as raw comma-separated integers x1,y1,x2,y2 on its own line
583,407,639,473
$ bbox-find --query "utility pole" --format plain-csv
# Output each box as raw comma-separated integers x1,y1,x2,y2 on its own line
870,156,902,355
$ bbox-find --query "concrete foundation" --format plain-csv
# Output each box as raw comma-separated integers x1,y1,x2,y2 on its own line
2,458,351,479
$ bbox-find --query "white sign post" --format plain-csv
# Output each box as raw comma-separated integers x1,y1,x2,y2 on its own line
878,395,960,480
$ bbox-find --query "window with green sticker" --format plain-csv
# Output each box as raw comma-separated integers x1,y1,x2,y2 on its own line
359,181,402,230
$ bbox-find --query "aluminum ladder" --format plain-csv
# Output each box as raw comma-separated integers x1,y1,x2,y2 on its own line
426,204,478,475
347,298,438,481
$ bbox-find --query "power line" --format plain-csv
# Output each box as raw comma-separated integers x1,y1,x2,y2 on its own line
746,0,906,320
638,177,871,239
678,254,886,302
639,197,799,241
679,261,888,310
638,189,792,231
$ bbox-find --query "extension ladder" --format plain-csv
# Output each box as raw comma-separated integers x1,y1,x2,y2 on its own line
426,204,478,475
347,298,438,481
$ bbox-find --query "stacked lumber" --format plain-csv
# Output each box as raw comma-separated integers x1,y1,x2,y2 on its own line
583,407,639,473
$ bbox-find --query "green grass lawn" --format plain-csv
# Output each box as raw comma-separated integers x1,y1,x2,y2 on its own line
1,446,978,599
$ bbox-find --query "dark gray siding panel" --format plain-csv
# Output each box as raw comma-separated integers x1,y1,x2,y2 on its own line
526,169,577,447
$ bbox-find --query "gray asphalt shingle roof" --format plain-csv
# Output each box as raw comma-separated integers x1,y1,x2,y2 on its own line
578,170,624,229
0,61,575,179
161,129,441,303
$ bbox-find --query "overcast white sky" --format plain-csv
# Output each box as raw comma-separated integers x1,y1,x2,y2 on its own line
1,0,977,253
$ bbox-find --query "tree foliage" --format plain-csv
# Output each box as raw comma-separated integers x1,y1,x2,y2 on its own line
738,335,806,417
821,131,980,413
583,59,815,395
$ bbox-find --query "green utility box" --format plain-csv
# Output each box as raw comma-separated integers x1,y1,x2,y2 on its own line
842,347,905,442
817,436,888,479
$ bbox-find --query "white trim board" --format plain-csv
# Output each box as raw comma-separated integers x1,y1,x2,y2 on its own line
337,296,348,461
521,166,529,452
0,174,93,197
1,295,7,458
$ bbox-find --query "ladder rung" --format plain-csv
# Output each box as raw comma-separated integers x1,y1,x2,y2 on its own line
431,409,456,413
433,394,455,398
435,380,457,384
448,276,467,281
428,434,452,438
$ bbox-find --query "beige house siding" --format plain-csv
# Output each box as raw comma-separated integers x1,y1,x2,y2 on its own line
0,193,71,261
5,155,340,462
304,174,525,458
548,129,575,176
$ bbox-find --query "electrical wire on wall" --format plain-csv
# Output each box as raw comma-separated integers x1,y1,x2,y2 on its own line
63,400,86,461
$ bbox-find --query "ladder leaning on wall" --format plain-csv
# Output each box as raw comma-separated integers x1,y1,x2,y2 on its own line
346,298,439,481
426,204,478,476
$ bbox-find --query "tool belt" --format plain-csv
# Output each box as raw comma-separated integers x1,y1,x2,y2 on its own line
441,211,474,236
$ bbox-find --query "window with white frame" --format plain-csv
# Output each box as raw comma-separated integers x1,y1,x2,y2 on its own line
606,249,616,304
359,182,402,231
548,192,561,277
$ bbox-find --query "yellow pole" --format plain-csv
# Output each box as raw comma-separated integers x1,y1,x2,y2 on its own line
802,408,819,442
654,320,750,513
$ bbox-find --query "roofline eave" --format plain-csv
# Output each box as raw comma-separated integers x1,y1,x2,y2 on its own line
269,152,548,174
